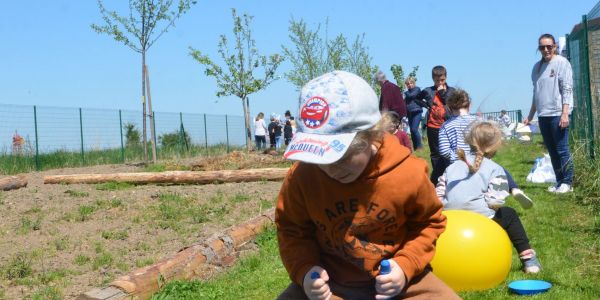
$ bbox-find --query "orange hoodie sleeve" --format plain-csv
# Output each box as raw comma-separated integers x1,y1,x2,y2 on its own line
275,165,321,286
392,163,447,282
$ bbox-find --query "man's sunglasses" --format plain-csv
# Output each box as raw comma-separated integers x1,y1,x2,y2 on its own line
538,45,555,51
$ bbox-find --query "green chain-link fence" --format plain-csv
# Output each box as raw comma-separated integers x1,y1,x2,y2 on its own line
567,14,600,159
0,104,246,174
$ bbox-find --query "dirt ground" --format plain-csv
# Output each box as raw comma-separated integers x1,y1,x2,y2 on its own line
0,151,289,299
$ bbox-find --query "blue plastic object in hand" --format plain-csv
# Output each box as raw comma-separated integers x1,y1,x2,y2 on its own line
310,271,320,279
380,259,391,275
508,280,552,295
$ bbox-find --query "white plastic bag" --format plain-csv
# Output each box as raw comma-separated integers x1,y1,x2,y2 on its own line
526,154,556,183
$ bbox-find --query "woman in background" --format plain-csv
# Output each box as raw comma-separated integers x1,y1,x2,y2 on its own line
254,112,267,150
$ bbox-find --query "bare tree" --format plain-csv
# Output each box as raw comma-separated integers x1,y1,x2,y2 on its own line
189,9,282,151
91,0,196,164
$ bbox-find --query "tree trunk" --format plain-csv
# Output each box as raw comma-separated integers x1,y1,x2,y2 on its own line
43,168,288,185
242,96,252,151
0,176,27,191
142,51,148,164
145,65,157,164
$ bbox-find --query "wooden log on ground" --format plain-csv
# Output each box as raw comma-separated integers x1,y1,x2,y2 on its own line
0,175,27,191
44,168,289,185
79,208,276,300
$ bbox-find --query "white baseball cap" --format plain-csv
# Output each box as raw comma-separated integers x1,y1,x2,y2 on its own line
283,70,381,164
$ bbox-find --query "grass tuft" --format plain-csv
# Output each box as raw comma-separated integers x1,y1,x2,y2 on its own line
95,181,134,191
65,189,89,197
3,252,33,280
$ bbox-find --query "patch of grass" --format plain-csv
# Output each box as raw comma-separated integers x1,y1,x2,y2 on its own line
74,255,91,266
115,261,130,272
153,193,213,230
78,205,95,221
260,198,274,210
110,199,125,208
3,252,32,280
93,199,108,208
94,241,105,254
31,286,62,300
24,206,42,214
53,236,69,251
135,242,151,252
18,216,42,234
101,272,115,285
231,193,251,203
95,181,134,191
65,189,89,197
38,268,69,284
135,258,155,268
60,212,75,222
145,164,166,172
92,252,114,270
101,229,129,240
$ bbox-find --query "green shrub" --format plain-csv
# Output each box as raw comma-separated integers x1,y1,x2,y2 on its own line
124,123,141,147
159,130,191,149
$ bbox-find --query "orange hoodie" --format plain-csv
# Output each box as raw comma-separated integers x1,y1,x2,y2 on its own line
275,133,447,287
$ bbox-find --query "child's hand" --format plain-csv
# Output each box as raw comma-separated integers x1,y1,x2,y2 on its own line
303,266,332,300
375,259,406,299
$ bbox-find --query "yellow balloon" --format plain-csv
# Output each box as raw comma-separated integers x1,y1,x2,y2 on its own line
431,210,512,292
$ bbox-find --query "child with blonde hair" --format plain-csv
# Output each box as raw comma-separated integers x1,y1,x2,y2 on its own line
439,89,533,209
436,121,542,273
277,71,458,299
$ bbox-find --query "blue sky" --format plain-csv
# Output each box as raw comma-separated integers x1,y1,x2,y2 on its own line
0,1,597,119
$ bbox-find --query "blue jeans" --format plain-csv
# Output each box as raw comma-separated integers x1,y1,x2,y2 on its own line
408,110,423,149
274,135,282,149
538,116,573,185
504,167,518,192
255,135,266,150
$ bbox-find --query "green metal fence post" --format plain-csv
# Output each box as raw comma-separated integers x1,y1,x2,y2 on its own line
517,110,522,123
225,114,230,153
152,111,158,159
179,112,184,154
33,105,40,171
179,112,190,153
79,108,84,164
203,113,208,152
119,110,125,163
581,15,596,159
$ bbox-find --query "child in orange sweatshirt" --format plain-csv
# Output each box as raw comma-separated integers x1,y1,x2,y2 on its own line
276,71,459,299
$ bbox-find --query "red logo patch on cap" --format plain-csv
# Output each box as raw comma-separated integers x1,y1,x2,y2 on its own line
300,96,330,129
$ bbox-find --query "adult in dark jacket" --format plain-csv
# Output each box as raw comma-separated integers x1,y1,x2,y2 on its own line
375,71,407,119
404,76,426,150
416,65,455,184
